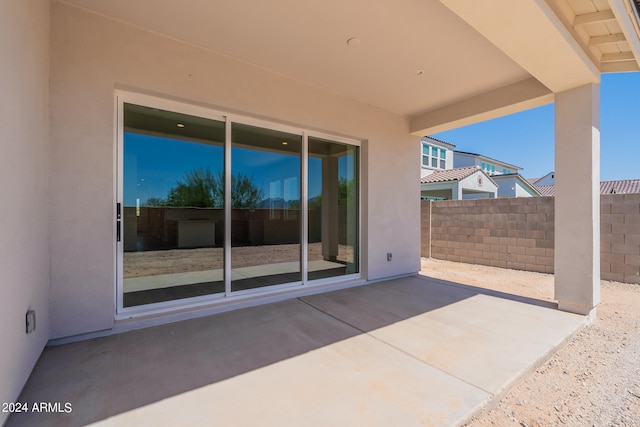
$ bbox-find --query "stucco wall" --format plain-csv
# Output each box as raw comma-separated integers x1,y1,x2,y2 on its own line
515,182,537,198
49,3,420,339
453,153,477,168
0,0,51,420
422,195,640,284
460,173,497,194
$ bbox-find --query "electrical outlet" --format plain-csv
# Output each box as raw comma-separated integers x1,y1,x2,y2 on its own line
26,310,36,334
387,252,392,261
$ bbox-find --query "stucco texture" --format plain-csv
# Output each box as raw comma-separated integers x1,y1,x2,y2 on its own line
0,0,51,421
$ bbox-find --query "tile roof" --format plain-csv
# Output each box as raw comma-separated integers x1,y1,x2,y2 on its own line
423,135,456,148
535,185,556,196
420,166,496,186
600,179,640,195
534,179,640,196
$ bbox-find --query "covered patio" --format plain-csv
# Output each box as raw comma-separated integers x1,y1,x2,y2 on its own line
8,275,585,427
2,1,640,423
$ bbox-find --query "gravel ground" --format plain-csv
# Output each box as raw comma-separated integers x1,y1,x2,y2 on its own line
421,258,640,427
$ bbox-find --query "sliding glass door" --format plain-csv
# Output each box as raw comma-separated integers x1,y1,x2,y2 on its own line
117,94,360,313
230,123,302,292
121,103,225,307
308,137,359,280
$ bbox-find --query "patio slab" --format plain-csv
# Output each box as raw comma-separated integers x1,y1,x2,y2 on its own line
7,275,586,427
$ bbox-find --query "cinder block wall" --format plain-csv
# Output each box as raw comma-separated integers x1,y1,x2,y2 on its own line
601,194,640,284
421,200,432,258
422,194,640,284
425,198,554,274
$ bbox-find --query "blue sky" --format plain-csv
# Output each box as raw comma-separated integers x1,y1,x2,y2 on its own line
433,72,640,181
124,133,354,205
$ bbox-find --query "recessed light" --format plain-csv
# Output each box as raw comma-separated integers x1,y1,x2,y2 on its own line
282,141,288,145
413,69,424,76
176,123,185,128
347,37,361,47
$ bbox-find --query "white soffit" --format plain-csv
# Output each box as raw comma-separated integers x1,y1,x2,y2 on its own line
437,0,600,93
550,0,640,73
606,0,640,70
56,0,531,117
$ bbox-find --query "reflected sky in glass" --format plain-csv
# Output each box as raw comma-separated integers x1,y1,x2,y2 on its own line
125,132,356,206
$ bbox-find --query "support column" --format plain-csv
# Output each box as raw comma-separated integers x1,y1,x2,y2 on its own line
554,83,600,315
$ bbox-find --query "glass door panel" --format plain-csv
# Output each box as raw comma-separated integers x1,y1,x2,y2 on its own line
230,123,302,291
308,137,359,280
122,103,225,307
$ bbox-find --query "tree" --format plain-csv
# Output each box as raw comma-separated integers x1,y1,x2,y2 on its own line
231,172,264,209
166,167,223,208
147,167,264,209
144,197,167,207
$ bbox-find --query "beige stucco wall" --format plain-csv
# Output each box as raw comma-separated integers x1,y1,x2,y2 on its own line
0,0,51,420
49,3,420,339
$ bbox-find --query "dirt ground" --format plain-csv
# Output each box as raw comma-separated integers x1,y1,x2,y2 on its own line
421,258,640,427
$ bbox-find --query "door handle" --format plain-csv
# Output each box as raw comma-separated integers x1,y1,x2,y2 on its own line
116,203,122,242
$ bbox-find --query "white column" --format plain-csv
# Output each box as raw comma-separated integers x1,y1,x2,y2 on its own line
554,83,600,315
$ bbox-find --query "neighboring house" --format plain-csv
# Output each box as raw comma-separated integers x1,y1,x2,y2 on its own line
421,138,537,198
3,0,640,419
492,173,542,198
530,171,556,186
454,151,522,176
421,136,455,177
534,179,640,196
421,166,498,200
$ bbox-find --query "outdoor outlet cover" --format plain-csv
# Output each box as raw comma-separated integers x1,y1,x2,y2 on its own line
26,310,36,334
387,253,392,261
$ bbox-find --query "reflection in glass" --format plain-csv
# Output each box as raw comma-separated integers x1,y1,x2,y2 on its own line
230,123,302,291
308,137,359,280
122,103,225,307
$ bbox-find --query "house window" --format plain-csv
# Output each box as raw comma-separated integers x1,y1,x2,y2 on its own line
422,143,446,170
422,145,430,166
480,162,495,174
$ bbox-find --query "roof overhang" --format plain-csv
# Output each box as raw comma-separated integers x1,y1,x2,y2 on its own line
57,0,639,136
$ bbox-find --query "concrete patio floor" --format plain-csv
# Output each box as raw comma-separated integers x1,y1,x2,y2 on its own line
7,274,586,427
